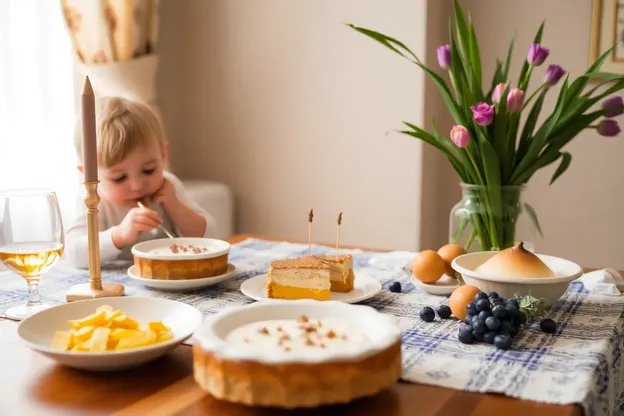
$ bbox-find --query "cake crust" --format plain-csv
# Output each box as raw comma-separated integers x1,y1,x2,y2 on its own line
270,256,329,270
133,253,229,280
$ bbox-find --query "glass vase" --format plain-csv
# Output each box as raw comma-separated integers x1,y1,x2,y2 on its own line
449,184,539,253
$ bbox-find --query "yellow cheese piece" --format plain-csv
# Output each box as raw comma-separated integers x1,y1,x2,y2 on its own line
52,305,174,353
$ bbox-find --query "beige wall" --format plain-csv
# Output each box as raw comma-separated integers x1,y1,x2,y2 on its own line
158,0,624,269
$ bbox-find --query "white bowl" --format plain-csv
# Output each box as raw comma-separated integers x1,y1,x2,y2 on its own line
131,237,230,261
452,251,583,306
17,297,203,371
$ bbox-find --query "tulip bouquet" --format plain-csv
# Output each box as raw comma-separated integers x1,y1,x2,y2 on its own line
348,0,624,251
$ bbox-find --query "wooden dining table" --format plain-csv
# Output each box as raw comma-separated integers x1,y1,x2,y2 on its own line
0,234,593,416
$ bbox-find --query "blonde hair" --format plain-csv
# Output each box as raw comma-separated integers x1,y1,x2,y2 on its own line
74,97,166,168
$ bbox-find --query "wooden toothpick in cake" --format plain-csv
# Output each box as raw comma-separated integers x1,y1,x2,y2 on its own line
308,209,314,256
335,212,342,261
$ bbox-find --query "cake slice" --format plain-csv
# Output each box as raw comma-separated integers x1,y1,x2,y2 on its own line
314,254,355,293
266,257,331,301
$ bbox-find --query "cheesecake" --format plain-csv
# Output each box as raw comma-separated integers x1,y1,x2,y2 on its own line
314,254,355,293
192,300,403,408
266,256,331,300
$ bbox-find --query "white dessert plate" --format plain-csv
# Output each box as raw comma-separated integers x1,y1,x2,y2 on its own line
127,263,237,292
411,274,459,296
17,297,203,371
240,274,383,304
131,237,231,261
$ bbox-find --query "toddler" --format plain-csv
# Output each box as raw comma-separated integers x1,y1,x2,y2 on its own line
66,97,217,269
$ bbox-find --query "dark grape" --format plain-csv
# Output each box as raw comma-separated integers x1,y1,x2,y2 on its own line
466,303,478,316
485,316,500,331
476,299,491,312
389,282,402,293
506,298,519,310
478,310,491,321
494,334,512,350
420,307,435,322
475,292,489,302
473,320,487,334
492,305,506,319
483,331,497,344
436,305,452,320
488,292,499,300
540,319,557,334
458,325,474,344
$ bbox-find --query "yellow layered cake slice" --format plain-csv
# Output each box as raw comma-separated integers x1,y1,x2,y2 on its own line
266,257,331,301
314,254,355,293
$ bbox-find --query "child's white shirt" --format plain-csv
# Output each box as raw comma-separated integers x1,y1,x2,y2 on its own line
65,171,218,269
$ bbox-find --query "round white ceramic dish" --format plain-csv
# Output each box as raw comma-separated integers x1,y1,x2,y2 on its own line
127,263,237,291
412,274,459,296
17,297,203,371
240,274,383,304
194,299,401,364
131,237,231,261
452,251,583,306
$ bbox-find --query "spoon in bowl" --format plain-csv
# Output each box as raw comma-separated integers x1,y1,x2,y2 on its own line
137,201,175,239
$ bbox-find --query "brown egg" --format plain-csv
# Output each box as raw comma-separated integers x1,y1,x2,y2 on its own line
412,250,445,284
437,244,467,278
449,285,481,320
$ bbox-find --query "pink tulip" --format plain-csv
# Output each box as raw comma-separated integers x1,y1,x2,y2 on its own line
450,125,470,148
507,88,525,112
492,83,508,104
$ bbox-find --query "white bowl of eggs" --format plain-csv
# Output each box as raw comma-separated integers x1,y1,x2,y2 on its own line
451,242,583,307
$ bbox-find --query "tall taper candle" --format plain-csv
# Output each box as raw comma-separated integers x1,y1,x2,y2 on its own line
81,77,98,182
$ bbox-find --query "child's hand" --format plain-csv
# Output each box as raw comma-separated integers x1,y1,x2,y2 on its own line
153,178,179,211
111,206,162,248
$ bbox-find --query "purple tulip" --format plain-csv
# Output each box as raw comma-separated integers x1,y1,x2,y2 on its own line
602,96,624,118
470,103,495,126
437,44,451,69
507,88,525,112
597,119,621,137
450,125,470,148
528,44,549,66
492,83,508,104
544,64,566,86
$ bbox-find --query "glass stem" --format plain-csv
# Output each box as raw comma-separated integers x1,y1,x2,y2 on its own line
27,279,41,306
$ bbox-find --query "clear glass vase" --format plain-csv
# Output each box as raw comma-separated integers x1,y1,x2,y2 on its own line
449,184,539,253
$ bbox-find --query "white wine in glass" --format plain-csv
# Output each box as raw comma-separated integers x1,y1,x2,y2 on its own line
0,189,64,320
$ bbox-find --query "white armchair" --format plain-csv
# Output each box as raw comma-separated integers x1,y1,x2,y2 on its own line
182,180,235,240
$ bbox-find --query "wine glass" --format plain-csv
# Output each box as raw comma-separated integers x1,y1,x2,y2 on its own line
0,189,64,320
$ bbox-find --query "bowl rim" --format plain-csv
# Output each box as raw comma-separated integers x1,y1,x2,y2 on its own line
193,299,402,364
17,297,204,356
131,237,231,261
451,251,584,284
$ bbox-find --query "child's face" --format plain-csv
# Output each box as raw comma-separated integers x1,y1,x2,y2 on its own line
98,143,167,207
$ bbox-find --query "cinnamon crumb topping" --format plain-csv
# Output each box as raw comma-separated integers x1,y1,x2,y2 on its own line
305,326,317,333
320,343,326,348
277,326,282,332
326,330,336,339
341,335,348,340
258,327,269,335
317,320,322,327
244,338,249,343
305,338,315,346
169,243,209,254
284,347,291,352
298,315,309,323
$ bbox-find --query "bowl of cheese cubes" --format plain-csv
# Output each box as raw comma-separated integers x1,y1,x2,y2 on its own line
17,297,203,371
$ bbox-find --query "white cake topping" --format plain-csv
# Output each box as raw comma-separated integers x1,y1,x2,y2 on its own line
225,315,370,355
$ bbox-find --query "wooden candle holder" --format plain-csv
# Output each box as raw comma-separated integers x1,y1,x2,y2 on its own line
66,181,125,302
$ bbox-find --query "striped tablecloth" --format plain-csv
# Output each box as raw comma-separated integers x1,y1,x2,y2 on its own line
0,237,622,416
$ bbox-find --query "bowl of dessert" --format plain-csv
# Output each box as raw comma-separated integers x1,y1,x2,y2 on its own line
130,238,235,290
192,300,402,408
451,242,583,307
17,297,203,371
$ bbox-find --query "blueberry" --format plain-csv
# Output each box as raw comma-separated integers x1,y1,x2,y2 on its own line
504,303,519,317
488,292,499,300
420,307,435,322
471,314,480,325
501,320,514,334
389,281,402,293
466,303,478,316
483,331,497,344
492,305,506,319
473,331,485,342
458,326,474,344
540,318,557,334
485,316,500,331
475,292,489,302
478,310,491,321
506,298,519,310
476,298,491,312
436,305,452,319
464,315,472,325
493,334,512,350
473,320,487,334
